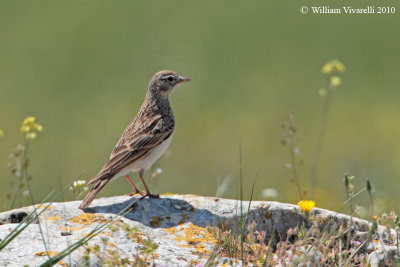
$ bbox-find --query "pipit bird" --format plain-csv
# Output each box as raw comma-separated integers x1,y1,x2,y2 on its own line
79,70,190,209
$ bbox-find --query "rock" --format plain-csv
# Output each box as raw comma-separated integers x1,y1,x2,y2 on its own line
0,194,397,266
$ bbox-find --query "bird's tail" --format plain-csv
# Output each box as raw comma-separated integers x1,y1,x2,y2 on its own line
79,179,109,209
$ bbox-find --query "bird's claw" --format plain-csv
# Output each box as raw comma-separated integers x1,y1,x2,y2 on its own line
140,193,160,200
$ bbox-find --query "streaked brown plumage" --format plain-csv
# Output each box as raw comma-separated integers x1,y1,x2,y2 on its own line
79,70,190,209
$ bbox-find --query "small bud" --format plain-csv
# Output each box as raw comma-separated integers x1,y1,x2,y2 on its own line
369,220,378,235
26,132,37,140
35,124,43,132
366,179,372,193
330,76,342,87
318,88,327,97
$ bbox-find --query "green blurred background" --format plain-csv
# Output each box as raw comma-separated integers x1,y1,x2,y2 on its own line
0,1,399,214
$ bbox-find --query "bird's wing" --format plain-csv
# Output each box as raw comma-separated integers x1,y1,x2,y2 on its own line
88,115,174,185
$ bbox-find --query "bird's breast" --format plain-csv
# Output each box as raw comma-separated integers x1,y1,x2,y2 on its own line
132,128,175,171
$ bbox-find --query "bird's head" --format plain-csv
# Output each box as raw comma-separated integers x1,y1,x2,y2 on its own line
148,70,191,97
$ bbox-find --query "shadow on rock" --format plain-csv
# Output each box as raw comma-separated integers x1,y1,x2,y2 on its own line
81,196,222,229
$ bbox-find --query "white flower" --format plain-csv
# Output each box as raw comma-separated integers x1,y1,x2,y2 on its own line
70,180,88,198
152,167,163,178
261,188,279,199
73,180,87,188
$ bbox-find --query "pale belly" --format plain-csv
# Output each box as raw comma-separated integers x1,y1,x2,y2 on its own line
112,129,175,179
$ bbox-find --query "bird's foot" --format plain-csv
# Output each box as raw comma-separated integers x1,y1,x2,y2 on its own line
140,193,160,200
126,190,144,196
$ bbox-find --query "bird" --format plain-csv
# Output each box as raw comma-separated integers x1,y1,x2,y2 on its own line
79,70,191,209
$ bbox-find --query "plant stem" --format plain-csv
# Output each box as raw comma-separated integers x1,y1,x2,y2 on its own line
289,137,302,200
310,83,334,198
239,139,244,265
23,138,50,257
396,230,399,257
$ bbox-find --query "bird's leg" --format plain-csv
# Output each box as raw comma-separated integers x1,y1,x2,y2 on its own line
138,170,159,199
125,175,144,196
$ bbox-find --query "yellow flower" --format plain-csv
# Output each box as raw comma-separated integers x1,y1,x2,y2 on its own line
298,200,315,213
20,116,43,139
34,124,43,132
330,76,342,87
23,116,36,125
321,62,334,74
0,129,4,137
322,59,346,74
26,132,37,140
20,125,31,134
332,59,346,73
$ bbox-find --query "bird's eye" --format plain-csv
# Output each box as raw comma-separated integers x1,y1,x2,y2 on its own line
167,76,174,82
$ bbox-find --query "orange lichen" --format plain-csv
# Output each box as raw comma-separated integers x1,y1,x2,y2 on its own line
102,231,114,237
190,260,200,265
35,251,59,257
194,243,208,253
58,261,68,266
45,215,61,221
106,242,116,247
134,232,146,243
174,223,218,255
165,227,177,234
70,213,107,225
61,226,84,232
149,216,164,227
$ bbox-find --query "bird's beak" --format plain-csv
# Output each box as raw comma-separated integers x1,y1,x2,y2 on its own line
178,76,191,83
